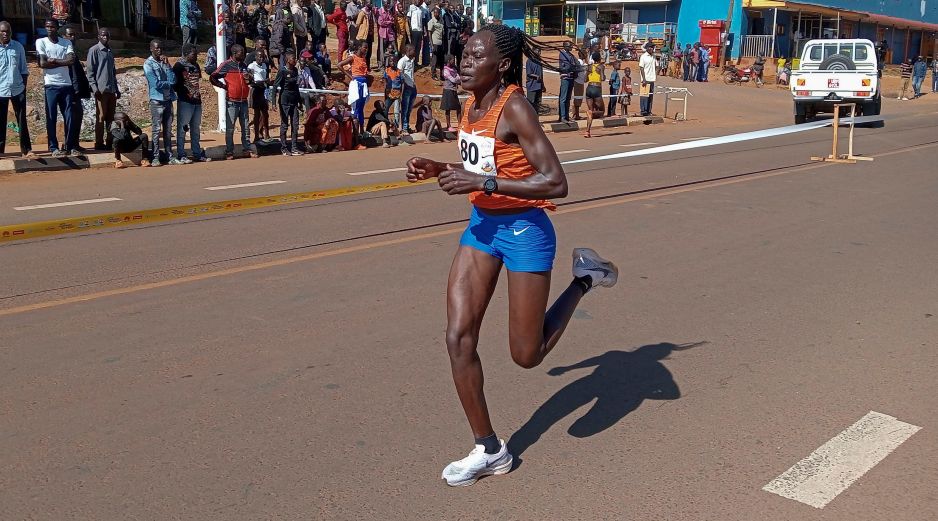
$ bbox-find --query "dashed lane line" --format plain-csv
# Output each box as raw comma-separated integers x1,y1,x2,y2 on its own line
14,198,123,211
205,180,287,191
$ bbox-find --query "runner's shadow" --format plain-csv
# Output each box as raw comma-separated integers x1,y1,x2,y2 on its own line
507,341,707,467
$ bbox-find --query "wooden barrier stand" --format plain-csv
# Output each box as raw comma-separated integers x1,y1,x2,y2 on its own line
811,103,874,164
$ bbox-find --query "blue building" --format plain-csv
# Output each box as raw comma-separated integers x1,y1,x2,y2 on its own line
494,0,938,64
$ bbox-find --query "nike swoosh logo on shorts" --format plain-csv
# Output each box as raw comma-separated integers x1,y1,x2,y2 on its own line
513,226,530,236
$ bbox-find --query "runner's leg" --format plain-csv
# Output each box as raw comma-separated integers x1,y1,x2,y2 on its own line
446,246,502,438
506,270,585,369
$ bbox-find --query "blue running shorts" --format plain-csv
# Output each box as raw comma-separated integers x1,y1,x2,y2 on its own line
460,206,557,272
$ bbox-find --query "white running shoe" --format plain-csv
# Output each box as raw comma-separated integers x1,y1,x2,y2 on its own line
572,248,619,290
441,440,512,486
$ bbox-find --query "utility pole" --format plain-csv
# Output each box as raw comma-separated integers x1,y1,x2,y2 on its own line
719,0,735,68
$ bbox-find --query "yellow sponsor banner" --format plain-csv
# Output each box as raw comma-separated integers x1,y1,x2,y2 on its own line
0,179,431,243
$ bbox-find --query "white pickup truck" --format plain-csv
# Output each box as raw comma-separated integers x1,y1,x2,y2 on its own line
790,38,881,124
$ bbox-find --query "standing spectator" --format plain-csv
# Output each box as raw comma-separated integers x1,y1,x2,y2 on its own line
274,49,303,155
210,44,257,159
442,2,460,63
173,44,209,163
346,0,361,43
271,0,295,66
932,57,938,94
62,27,90,155
557,40,576,123
525,48,543,111
606,59,621,117
912,56,926,98
697,45,709,82
179,0,202,45
36,19,77,157
406,0,423,68
397,43,417,133
205,43,218,74
898,58,913,100
638,41,657,116
315,42,332,74
337,41,370,128
572,49,586,120
752,53,766,86
143,39,180,166
298,49,322,111
383,52,402,127
682,43,691,81
247,49,272,144
419,0,430,66
688,43,699,82
250,0,272,43
394,0,409,51
376,1,396,67
0,21,36,159
111,112,151,168
327,1,349,59
291,0,308,54
232,3,249,48
454,4,469,67
672,43,683,78
440,53,460,130
308,0,326,47
355,0,375,70
87,28,119,151
427,7,444,80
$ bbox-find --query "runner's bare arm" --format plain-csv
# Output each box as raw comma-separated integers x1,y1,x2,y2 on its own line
406,157,461,181
437,93,567,199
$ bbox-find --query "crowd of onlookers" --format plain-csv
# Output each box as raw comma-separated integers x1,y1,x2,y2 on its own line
897,55,937,101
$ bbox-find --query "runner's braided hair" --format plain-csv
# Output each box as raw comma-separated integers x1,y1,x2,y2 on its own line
476,24,565,89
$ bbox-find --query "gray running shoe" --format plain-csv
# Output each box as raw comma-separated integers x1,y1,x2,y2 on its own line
572,248,619,289
441,440,512,487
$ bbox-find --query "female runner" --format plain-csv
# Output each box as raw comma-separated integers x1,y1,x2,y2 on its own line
406,24,618,487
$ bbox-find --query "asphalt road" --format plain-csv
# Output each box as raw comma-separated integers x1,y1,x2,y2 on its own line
1,101,937,520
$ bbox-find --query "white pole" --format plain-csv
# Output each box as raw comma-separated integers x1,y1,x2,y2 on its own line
473,0,478,30
214,0,228,132
770,7,777,58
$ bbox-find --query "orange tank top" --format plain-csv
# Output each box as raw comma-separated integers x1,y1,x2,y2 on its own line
458,84,556,211
351,55,368,77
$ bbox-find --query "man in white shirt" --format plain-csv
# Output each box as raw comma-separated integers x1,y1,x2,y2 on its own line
397,44,417,133
407,0,423,67
638,41,657,116
36,19,77,157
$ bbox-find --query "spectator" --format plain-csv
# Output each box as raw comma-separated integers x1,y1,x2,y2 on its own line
249,0,271,43
427,7,444,80
222,12,236,53
87,28,119,151
912,56,926,98
698,44,709,82
442,2,461,65
346,0,360,42
327,1,350,59
682,43,691,81
332,100,360,150
272,0,295,66
367,99,393,147
688,43,699,82
143,39,179,165
308,0,326,48
337,40,370,128
397,43,417,134
210,44,258,159
62,27,90,154
672,43,683,78
638,42,657,116
315,42,332,74
36,19,77,158
524,48,543,113
355,0,375,70
205,44,218,74
557,40,576,123
583,50,604,138
394,0,409,51
752,53,766,86
298,49,323,111
419,0,430,66
232,3,249,48
441,53,460,131
898,58,913,100
292,0,308,53
384,52,402,127
415,95,442,143
0,21,36,159
111,111,152,168
303,95,337,152
180,0,202,45
406,0,423,67
606,59,620,117
932,57,938,94
573,49,586,120
247,49,272,144
173,44,209,163
274,49,303,155
620,65,633,114
376,1,396,67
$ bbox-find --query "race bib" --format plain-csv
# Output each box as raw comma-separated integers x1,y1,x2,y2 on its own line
457,130,497,177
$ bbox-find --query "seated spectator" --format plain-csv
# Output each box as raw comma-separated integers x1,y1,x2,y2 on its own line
415,95,443,143
332,99,364,151
316,43,332,75
367,99,395,148
303,95,338,152
111,111,152,168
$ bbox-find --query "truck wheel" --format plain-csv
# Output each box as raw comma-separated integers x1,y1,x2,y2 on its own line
819,54,856,71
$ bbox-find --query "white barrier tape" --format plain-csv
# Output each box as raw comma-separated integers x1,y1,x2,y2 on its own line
562,115,884,165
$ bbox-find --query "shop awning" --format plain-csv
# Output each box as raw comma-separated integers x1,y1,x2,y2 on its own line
858,12,938,32
566,0,669,4
745,0,938,31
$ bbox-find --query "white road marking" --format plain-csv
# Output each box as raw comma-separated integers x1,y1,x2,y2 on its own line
204,180,286,190
618,142,658,147
347,167,406,176
14,198,122,211
556,149,591,154
680,136,713,141
762,411,921,509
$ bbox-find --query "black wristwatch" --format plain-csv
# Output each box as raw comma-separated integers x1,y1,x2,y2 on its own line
482,177,498,196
